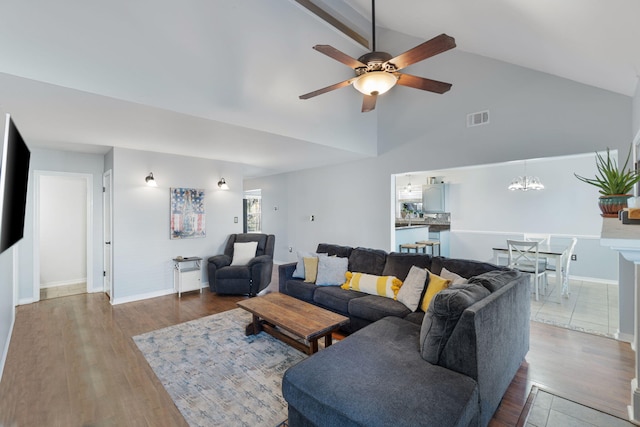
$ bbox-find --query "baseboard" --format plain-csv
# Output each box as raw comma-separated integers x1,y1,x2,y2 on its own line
0,306,16,384
616,331,634,344
111,288,176,305
18,297,35,305
40,278,87,289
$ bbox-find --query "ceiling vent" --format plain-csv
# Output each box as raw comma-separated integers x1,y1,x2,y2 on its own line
467,110,489,127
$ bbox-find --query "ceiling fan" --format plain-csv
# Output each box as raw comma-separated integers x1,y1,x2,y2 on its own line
299,0,456,113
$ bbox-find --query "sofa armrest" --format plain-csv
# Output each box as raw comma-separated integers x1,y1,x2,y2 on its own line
247,254,272,267
208,254,231,268
278,262,297,293
439,274,530,427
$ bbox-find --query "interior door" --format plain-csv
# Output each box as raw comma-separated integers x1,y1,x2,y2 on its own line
103,170,113,298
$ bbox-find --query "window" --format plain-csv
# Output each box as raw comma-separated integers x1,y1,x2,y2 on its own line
244,189,262,233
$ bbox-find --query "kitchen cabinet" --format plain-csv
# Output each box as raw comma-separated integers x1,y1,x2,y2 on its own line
422,184,446,213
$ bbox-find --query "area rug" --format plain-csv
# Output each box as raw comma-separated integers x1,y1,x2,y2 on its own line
518,386,633,427
133,308,307,427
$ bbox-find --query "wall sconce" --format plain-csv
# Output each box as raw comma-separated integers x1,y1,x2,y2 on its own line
145,172,158,187
217,177,229,190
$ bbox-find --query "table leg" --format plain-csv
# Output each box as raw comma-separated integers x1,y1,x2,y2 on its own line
245,314,262,336
309,339,319,354
324,334,333,348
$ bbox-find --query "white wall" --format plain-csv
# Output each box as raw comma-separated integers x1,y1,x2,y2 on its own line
245,38,632,272
110,147,245,303
633,79,640,137
0,247,15,382
17,149,104,303
398,154,617,280
38,175,87,287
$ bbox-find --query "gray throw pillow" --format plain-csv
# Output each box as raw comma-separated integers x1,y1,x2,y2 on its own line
292,251,327,278
469,269,521,293
419,283,490,364
396,265,427,311
315,256,349,286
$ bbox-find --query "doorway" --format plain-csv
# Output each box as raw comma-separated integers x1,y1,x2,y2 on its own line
33,171,93,301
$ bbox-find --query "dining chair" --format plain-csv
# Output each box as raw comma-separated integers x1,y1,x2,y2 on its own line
507,239,548,300
524,233,552,268
560,237,578,296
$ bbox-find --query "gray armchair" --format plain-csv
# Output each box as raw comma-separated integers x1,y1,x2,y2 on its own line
207,233,275,296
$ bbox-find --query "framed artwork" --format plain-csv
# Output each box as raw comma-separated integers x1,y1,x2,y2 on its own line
170,188,205,239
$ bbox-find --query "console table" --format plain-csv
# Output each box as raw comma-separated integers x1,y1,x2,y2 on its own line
173,257,202,297
601,218,640,422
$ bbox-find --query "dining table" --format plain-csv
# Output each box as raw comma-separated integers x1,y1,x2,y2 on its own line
492,243,570,297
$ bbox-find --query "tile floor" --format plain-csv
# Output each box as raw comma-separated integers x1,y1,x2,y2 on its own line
526,389,633,427
40,282,86,300
528,274,619,338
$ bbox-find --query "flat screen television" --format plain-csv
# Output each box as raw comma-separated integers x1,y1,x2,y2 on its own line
0,114,31,255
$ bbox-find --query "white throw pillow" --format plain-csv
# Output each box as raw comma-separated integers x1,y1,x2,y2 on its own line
440,267,469,285
396,265,428,311
230,241,258,266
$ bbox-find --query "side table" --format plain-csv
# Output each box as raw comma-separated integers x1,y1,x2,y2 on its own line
173,257,203,297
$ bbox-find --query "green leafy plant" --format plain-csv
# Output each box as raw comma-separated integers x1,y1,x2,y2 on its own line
574,146,640,195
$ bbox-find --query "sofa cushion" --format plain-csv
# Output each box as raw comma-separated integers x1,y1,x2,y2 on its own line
348,295,411,323
316,256,349,286
217,265,251,279
341,272,401,299
420,283,490,364
382,252,432,281
404,311,425,326
431,256,503,278
468,269,522,293
396,265,428,311
314,286,366,315
282,317,480,427
348,247,387,276
285,279,317,303
316,243,353,258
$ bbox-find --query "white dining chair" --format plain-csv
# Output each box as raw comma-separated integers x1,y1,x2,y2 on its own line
507,239,548,301
524,233,551,245
560,237,578,296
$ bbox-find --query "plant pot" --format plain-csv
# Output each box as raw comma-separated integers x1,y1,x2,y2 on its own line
599,194,632,217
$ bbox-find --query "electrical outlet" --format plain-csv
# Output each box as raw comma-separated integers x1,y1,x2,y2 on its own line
234,217,238,223
288,247,292,253
571,254,577,261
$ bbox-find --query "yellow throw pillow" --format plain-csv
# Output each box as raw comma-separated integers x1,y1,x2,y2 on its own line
342,272,402,299
420,270,452,312
303,257,319,283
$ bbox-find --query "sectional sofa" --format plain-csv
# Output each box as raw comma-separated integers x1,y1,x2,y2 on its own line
279,243,531,427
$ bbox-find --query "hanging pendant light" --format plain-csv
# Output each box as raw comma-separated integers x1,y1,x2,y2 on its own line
508,161,544,191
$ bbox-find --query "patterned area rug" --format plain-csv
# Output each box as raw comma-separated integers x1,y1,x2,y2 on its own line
134,308,306,427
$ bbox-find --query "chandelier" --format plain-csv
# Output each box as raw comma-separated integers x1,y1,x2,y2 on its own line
508,161,544,191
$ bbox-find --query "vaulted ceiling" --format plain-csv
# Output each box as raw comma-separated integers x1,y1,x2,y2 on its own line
1,0,638,177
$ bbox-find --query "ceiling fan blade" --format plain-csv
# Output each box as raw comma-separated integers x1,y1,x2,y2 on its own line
362,93,377,112
313,45,367,69
299,78,356,100
396,73,452,94
386,34,456,71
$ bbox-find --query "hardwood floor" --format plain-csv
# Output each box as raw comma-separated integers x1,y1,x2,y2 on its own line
0,289,635,426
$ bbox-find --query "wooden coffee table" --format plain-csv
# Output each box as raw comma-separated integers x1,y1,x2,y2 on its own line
237,293,349,355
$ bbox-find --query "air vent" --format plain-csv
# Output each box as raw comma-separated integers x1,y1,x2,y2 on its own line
467,110,489,127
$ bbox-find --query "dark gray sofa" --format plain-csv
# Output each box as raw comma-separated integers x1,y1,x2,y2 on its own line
280,243,530,427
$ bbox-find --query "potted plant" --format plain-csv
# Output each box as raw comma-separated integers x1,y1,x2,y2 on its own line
574,146,640,217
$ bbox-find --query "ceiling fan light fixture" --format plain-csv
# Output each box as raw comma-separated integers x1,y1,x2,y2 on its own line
353,71,398,96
